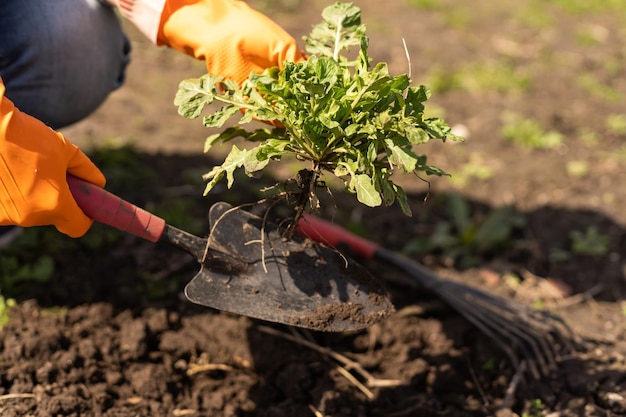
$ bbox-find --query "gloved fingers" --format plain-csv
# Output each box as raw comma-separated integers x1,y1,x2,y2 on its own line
53,146,106,237
200,21,305,85
51,193,95,238
1,77,103,237
159,0,306,85
66,146,106,188
10,172,96,238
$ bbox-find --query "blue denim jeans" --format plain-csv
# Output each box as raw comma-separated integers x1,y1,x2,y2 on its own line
0,0,130,129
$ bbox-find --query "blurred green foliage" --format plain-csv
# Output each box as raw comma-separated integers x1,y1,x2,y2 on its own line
570,226,610,256
404,193,525,268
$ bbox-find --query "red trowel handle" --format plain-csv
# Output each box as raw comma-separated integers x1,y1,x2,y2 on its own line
67,175,166,243
296,214,380,260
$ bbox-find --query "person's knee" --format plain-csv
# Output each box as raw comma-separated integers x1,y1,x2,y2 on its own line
0,0,131,128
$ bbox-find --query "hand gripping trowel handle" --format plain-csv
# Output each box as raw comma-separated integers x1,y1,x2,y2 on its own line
67,175,166,243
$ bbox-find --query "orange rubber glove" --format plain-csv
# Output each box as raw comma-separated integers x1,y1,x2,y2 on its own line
157,0,305,85
0,78,106,237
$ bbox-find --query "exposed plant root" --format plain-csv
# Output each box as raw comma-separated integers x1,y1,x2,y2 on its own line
286,168,322,237
258,325,406,395
203,198,279,265
308,404,327,417
0,393,36,402
335,365,375,399
186,351,252,377
243,200,280,273
202,192,348,275
172,409,198,417
186,363,235,376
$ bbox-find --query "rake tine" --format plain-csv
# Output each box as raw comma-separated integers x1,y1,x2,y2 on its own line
460,275,580,351
435,284,542,379
470,296,555,375
433,289,522,365
435,280,566,377
462,289,557,369
381,250,577,378
528,307,581,352
461,283,577,359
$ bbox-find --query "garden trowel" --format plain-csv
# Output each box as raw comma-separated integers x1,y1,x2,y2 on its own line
67,175,393,332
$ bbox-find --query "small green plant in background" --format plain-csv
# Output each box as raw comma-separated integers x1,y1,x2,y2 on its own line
575,24,609,47
407,0,441,10
576,73,622,103
0,294,16,329
522,398,546,417
427,61,530,95
253,0,306,13
0,229,59,297
501,112,563,149
425,67,461,94
441,7,473,29
404,193,525,268
570,226,610,256
406,0,474,28
516,3,554,29
457,61,530,94
40,306,68,319
565,160,589,178
448,152,494,187
603,57,623,78
578,129,601,147
481,357,496,371
606,114,626,136
551,0,624,14
0,255,54,288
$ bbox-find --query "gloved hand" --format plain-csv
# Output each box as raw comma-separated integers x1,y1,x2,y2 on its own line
158,0,305,84
1,80,106,237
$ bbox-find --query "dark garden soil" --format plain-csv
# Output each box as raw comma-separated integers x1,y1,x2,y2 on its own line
2,1,626,416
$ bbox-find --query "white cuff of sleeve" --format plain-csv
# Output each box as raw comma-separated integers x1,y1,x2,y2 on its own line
109,0,167,42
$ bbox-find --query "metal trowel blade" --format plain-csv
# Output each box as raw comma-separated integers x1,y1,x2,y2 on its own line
184,202,394,332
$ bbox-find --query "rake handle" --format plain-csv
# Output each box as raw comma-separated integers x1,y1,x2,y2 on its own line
67,175,166,243
297,213,440,288
297,214,379,259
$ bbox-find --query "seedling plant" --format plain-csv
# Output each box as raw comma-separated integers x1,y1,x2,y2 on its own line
570,226,610,256
175,2,460,228
0,294,16,329
404,193,525,268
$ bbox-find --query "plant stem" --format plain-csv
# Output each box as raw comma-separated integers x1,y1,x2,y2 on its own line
285,126,319,160
287,167,320,237
333,18,342,61
212,93,258,111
